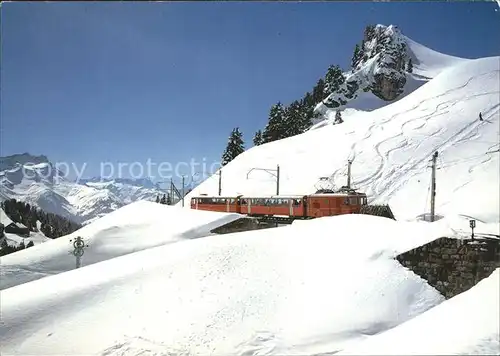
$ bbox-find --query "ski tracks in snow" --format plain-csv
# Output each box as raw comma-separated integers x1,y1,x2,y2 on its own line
342,68,499,203
373,100,499,202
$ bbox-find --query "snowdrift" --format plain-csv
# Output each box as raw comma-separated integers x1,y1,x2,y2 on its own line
183,57,500,225
0,201,240,290
338,268,500,355
0,214,451,356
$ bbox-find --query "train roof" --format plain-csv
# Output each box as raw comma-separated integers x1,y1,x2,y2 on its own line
191,192,366,199
309,192,367,197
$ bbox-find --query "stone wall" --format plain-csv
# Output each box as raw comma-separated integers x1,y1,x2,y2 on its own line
397,237,500,299
210,217,281,235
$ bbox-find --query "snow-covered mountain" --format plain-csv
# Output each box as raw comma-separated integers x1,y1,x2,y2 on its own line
183,32,499,224
314,24,469,121
0,155,164,224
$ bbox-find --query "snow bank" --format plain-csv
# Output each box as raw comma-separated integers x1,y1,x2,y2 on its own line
338,268,500,355
0,200,241,290
0,214,448,356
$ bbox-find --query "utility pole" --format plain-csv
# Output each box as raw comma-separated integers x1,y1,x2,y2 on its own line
347,159,352,189
170,178,173,205
181,176,185,207
430,151,438,222
276,164,280,195
218,170,222,196
246,165,280,196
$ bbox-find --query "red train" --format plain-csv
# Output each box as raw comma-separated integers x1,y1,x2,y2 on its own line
190,191,368,219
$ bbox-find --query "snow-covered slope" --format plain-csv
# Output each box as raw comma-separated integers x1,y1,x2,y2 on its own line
0,200,240,290
0,157,164,224
405,35,469,79
184,56,500,224
338,268,500,355
1,214,457,355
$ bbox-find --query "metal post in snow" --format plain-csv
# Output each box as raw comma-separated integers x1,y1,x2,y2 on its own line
430,151,438,222
71,236,87,269
276,164,280,196
347,159,352,189
182,176,185,207
218,170,222,196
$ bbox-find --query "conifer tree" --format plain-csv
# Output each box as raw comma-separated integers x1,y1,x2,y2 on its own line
352,44,361,69
312,79,326,103
155,195,160,203
221,127,245,166
334,111,344,124
324,65,346,96
364,24,376,41
160,194,167,204
284,101,304,137
253,130,264,146
262,102,286,143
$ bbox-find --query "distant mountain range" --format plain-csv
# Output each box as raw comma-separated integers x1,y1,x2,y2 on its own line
0,154,166,225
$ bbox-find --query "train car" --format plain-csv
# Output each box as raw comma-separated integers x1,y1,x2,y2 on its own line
190,191,368,219
190,195,242,213
240,195,307,218
305,192,367,218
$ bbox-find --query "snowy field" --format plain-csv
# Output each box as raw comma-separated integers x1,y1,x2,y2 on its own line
0,201,240,290
1,214,457,356
338,268,500,355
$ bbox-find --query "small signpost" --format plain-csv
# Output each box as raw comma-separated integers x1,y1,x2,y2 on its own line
469,219,476,240
70,236,88,269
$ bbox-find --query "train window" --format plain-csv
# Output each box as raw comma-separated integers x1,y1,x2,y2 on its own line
350,197,358,205
293,199,300,206
344,197,349,205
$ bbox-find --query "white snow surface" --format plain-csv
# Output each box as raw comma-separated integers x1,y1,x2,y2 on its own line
404,35,469,79
338,268,500,355
184,56,500,225
0,201,240,290
1,213,456,356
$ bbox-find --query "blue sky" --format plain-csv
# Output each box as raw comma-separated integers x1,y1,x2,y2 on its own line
1,1,499,184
